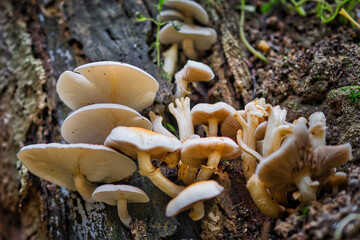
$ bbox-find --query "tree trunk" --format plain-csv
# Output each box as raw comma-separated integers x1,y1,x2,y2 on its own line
0,0,263,239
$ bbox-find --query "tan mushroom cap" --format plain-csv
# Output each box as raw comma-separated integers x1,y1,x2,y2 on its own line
61,103,152,144
104,126,181,158
181,137,240,168
220,110,244,141
56,61,159,112
92,184,149,206
256,124,352,192
17,143,136,191
164,0,209,24
166,180,223,218
191,102,236,126
159,22,217,51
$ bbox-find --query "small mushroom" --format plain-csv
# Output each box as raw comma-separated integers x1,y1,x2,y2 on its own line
181,136,241,182
105,126,185,198
159,21,217,60
168,97,194,142
191,102,236,137
17,143,136,202
173,60,214,98
308,111,326,147
61,103,152,144
92,184,149,228
56,61,159,112
165,180,223,221
164,0,209,25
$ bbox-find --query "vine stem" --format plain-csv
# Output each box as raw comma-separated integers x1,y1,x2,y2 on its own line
239,0,268,63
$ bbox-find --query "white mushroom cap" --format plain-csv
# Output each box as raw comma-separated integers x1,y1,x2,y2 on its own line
159,9,185,22
159,22,217,51
17,143,136,201
61,103,152,144
92,184,149,228
181,137,240,168
164,0,209,24
92,184,149,205
56,61,159,112
165,180,223,220
104,126,181,158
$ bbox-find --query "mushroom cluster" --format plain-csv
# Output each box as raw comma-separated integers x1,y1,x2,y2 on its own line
17,60,353,229
234,101,353,218
158,0,217,77
17,61,161,227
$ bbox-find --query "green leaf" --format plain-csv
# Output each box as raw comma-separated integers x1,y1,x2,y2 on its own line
166,123,177,135
136,12,148,22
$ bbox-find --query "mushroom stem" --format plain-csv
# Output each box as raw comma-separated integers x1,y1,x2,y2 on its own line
178,161,188,183
162,43,178,77
185,166,198,185
137,152,184,198
294,169,317,204
237,129,264,162
149,111,177,139
189,201,205,221
73,174,97,202
196,151,221,181
182,38,198,59
117,198,131,228
146,168,185,198
169,97,194,142
208,118,219,137
137,152,157,175
246,174,283,219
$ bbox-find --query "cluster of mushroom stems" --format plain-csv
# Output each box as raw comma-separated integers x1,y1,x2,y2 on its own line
17,59,352,228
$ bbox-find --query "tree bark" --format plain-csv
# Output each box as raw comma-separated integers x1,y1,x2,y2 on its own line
0,0,263,239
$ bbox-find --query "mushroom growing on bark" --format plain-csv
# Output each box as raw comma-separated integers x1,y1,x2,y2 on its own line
191,102,236,137
61,103,152,144
166,180,223,221
92,184,149,228
56,61,159,112
168,97,194,142
17,143,136,202
159,21,217,60
105,126,185,198
256,124,352,205
181,136,241,183
173,60,214,98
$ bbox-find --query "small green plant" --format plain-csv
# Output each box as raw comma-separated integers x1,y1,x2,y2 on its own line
348,86,360,103
166,123,178,135
136,0,168,67
239,0,268,63
299,204,310,217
